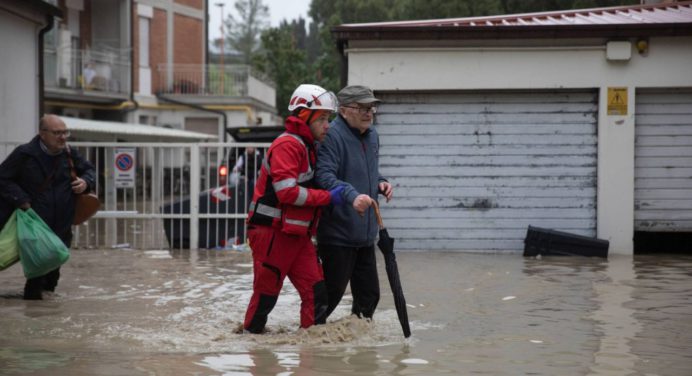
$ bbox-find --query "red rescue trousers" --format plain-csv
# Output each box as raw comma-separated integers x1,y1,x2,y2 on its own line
243,225,328,333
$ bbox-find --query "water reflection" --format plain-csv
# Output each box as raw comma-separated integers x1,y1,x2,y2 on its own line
629,255,692,376
522,254,692,376
1,250,692,375
588,256,641,376
198,353,256,375
196,346,427,376
0,347,71,374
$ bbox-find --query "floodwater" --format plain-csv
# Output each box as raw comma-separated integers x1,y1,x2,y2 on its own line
1,249,691,376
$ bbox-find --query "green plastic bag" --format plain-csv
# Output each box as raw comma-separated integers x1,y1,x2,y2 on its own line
17,209,70,279
0,210,20,270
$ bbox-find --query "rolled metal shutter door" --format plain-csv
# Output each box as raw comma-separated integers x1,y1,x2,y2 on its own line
376,90,598,252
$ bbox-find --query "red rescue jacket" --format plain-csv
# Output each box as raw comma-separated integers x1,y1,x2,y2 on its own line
247,116,331,236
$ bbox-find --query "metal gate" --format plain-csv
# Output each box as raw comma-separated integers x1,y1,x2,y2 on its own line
1,142,269,250
375,90,598,252
635,89,692,232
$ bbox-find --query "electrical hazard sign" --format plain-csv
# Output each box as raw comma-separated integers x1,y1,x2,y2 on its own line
114,148,136,188
607,87,628,116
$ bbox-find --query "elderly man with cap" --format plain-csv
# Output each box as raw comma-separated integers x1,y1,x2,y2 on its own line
315,85,394,321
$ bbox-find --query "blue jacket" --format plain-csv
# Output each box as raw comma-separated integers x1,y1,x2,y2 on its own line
316,114,387,247
0,136,96,246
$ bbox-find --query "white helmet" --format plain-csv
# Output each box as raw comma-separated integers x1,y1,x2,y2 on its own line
288,84,338,112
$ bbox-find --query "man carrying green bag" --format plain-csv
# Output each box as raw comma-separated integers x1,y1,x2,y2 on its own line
0,115,95,300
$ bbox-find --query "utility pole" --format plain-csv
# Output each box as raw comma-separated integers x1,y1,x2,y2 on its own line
215,2,225,95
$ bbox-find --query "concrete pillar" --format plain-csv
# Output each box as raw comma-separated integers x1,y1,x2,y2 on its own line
597,86,635,255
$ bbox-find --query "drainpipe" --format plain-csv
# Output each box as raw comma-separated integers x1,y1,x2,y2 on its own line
38,13,57,117
156,94,228,141
204,0,209,67
204,0,209,88
123,0,139,117
337,39,348,88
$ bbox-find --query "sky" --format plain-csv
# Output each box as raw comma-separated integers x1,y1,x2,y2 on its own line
208,0,312,41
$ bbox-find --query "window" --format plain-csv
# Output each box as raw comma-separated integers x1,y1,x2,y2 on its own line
138,115,157,125
138,17,149,68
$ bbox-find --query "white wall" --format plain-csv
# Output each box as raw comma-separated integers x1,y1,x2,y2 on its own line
346,37,692,90
346,36,692,255
247,75,277,108
597,86,635,254
0,11,40,144
130,108,250,141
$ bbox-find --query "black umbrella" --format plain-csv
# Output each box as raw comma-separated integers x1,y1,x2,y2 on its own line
373,201,411,338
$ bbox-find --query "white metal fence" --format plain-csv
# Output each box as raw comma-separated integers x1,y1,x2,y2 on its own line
1,142,270,250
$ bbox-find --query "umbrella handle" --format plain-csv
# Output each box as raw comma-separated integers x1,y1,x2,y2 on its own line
372,200,385,230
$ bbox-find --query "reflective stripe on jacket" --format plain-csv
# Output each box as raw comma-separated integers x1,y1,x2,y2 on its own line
247,117,331,236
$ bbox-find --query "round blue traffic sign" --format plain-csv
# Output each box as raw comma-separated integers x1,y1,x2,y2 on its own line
115,153,134,171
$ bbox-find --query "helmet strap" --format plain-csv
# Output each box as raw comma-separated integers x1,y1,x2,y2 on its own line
306,109,319,125
291,108,304,118
294,108,313,124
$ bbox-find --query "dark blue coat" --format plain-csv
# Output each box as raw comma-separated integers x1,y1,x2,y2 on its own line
315,114,387,247
0,136,96,246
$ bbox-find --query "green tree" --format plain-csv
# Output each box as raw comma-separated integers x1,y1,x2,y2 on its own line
253,23,310,118
224,0,270,64
498,0,638,14
256,0,642,114
306,21,321,63
393,0,501,20
307,0,398,92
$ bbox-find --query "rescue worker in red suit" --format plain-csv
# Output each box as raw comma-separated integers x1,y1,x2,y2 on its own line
243,84,372,333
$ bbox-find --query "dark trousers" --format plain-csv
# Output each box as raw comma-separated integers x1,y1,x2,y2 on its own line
24,267,61,300
318,243,380,320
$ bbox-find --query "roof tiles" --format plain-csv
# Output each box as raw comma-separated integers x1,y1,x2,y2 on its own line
341,1,692,28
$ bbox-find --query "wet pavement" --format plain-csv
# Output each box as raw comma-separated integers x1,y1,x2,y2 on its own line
1,249,691,375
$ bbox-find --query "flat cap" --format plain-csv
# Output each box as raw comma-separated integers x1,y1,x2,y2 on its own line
336,85,381,105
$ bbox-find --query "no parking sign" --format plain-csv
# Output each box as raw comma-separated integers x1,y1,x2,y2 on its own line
114,148,136,188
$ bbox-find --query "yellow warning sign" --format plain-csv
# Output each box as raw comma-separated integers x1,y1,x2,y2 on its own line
607,87,628,116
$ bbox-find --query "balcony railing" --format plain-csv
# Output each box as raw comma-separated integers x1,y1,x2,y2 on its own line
155,64,276,107
44,47,131,96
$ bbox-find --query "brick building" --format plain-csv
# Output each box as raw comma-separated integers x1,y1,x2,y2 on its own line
42,0,278,142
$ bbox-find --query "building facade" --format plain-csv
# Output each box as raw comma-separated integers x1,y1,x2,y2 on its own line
333,1,692,254
0,0,61,145
42,0,278,142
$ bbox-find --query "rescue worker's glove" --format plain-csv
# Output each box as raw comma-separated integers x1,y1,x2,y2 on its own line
329,185,346,206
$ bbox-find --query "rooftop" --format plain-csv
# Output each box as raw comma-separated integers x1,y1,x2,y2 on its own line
61,116,217,142
347,1,692,27
333,1,692,41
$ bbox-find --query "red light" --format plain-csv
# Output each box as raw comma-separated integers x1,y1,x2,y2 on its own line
218,165,228,185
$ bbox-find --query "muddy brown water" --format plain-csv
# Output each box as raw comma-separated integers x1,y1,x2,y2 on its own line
1,249,691,375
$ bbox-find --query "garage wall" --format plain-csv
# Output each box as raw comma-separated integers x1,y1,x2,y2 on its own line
635,89,692,232
346,35,692,254
347,37,692,91
376,90,598,251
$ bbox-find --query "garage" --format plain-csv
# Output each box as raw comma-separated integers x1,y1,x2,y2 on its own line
334,1,692,253
376,90,598,251
634,89,692,252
